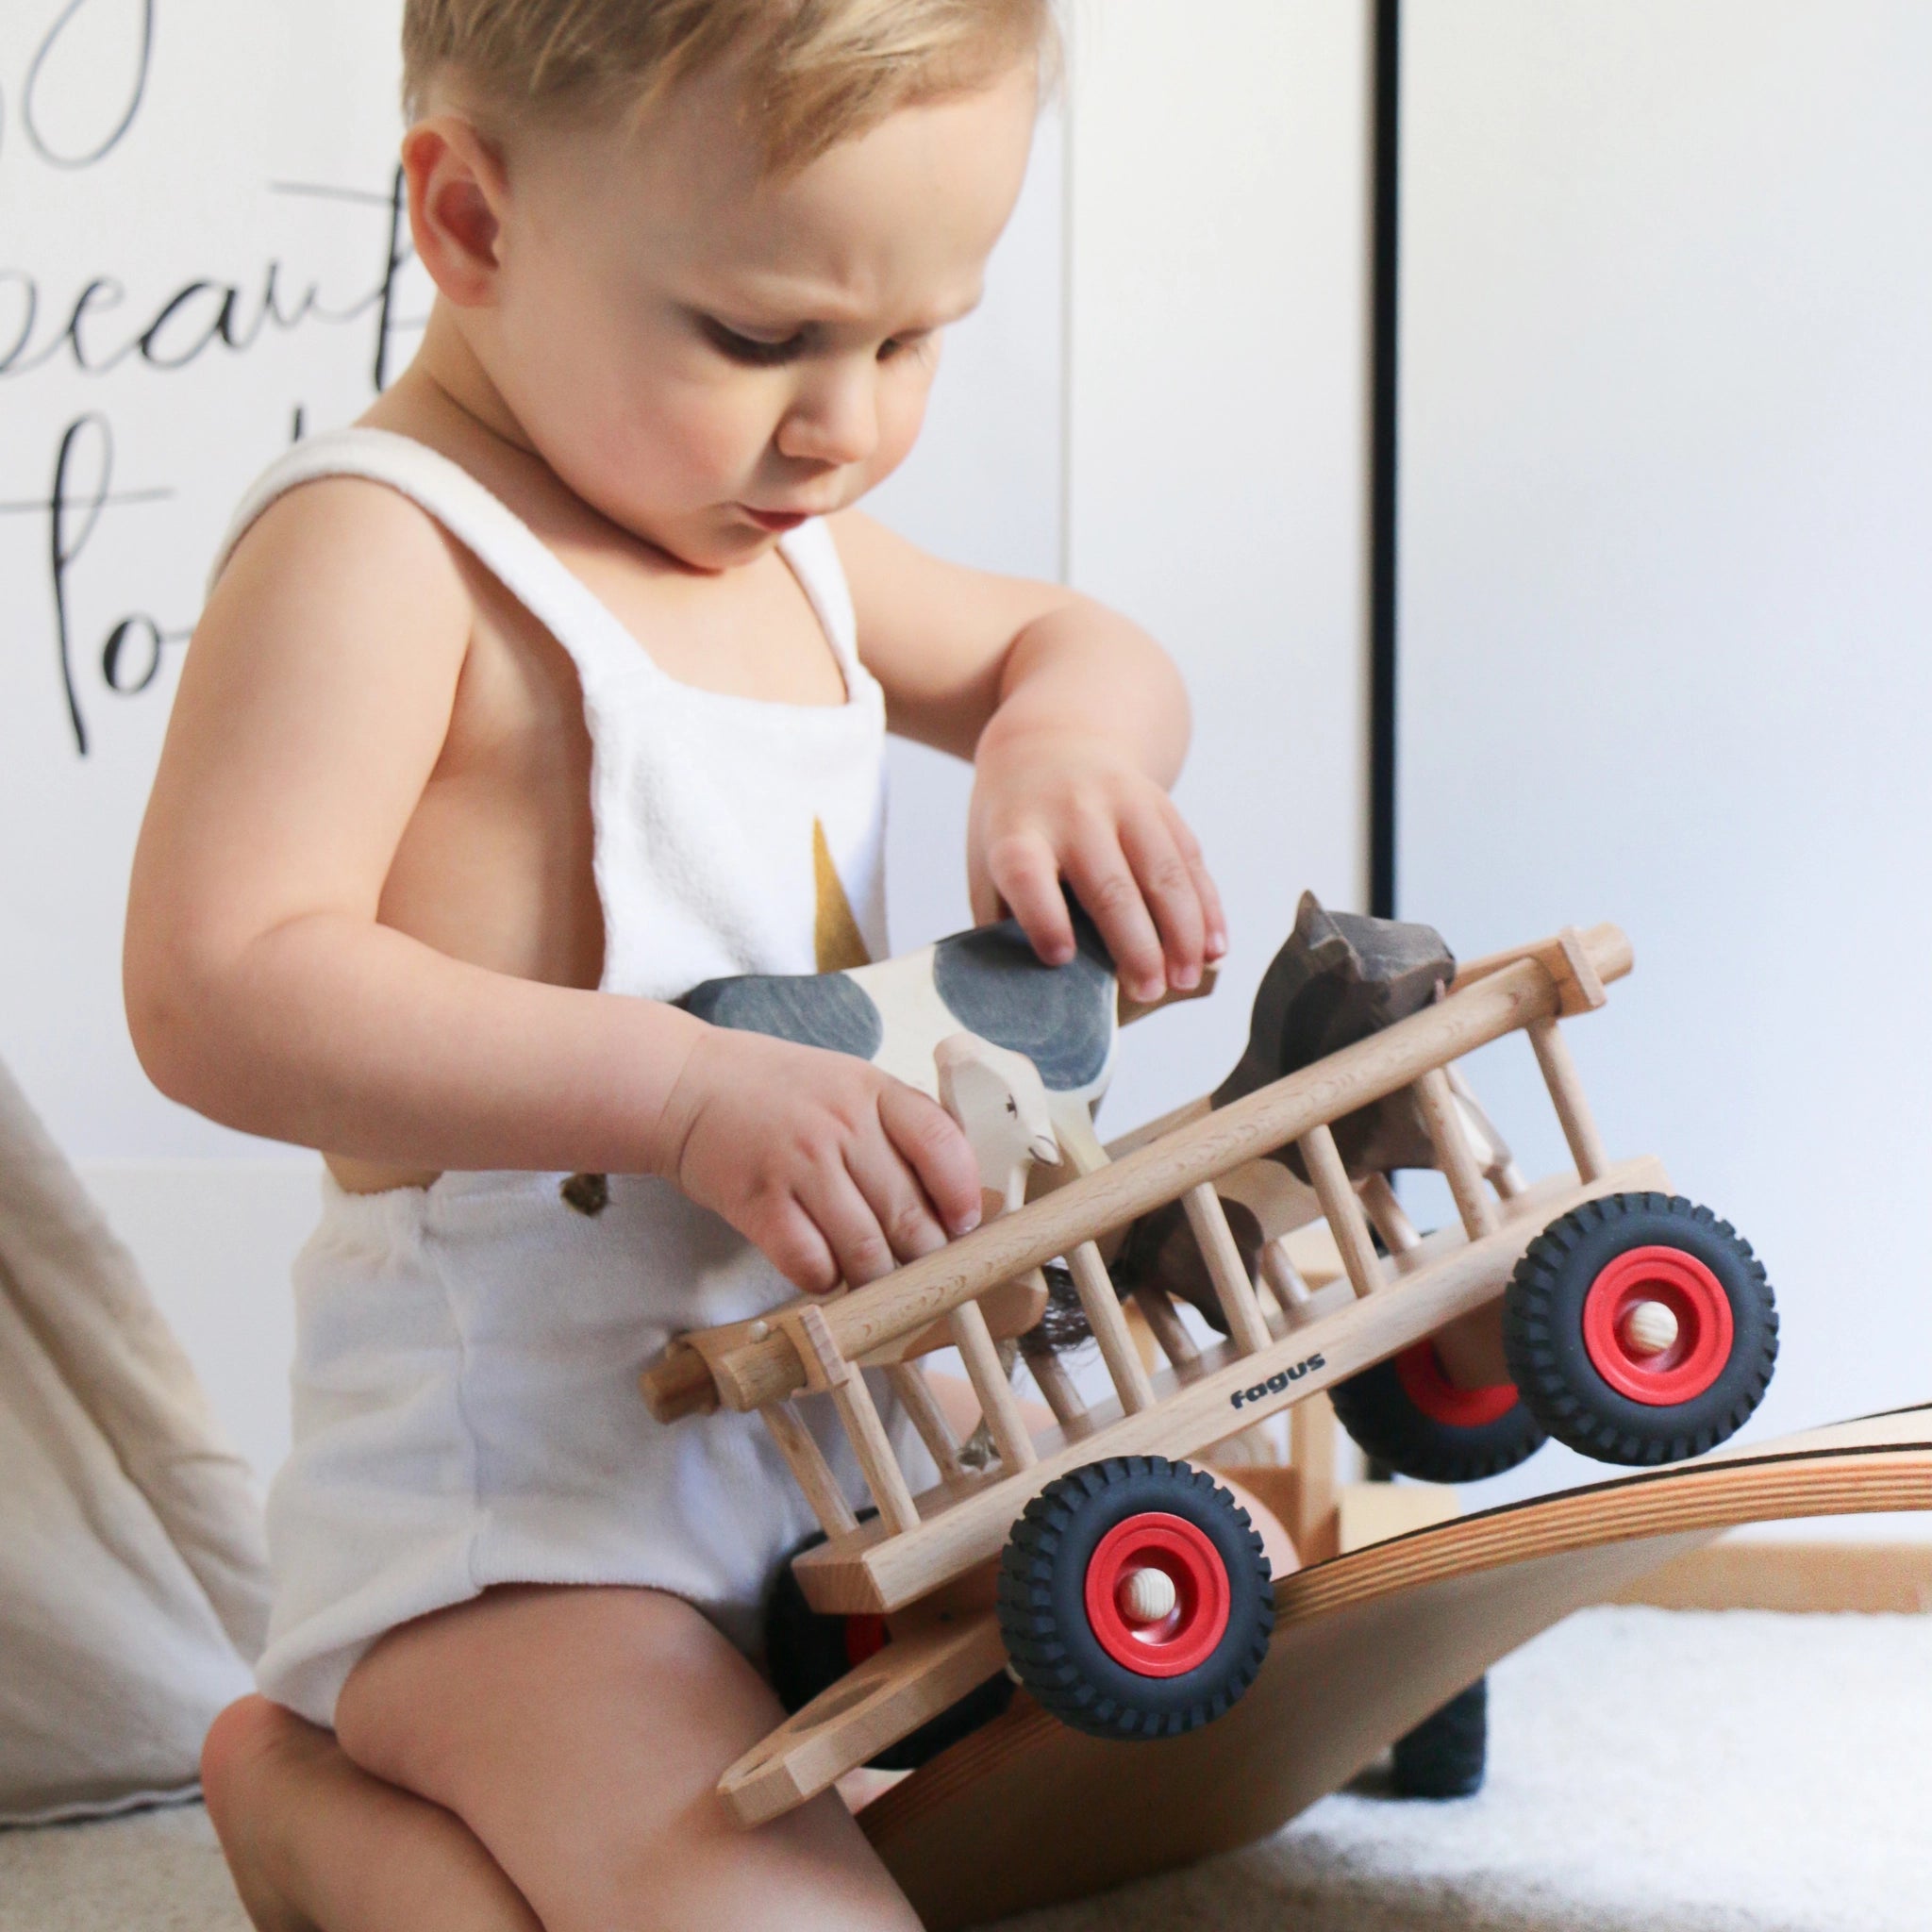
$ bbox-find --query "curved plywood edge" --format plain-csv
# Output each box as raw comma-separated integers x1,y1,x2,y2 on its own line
863,1406,1932,1930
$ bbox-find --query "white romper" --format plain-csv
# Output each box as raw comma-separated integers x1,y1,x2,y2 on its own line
222,428,929,1729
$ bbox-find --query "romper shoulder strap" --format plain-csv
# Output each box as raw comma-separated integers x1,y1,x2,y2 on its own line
775,517,863,689
207,427,643,681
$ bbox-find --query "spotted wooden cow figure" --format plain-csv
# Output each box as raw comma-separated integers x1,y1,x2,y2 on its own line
675,901,1120,1158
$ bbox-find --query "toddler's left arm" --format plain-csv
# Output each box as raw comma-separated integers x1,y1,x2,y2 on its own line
832,510,1225,1006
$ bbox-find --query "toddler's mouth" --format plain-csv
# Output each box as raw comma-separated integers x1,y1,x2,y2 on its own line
740,505,812,534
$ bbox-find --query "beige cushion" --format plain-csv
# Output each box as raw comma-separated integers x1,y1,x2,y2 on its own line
0,1059,269,1825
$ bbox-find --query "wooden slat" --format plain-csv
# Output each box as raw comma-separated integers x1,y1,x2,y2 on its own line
1289,1391,1340,1565
761,1400,859,1539
947,1299,1038,1474
1132,1284,1204,1376
796,1305,922,1536
720,1611,1008,1825
1068,1240,1158,1413
1019,1337,1092,1433
1412,1067,1501,1241
643,927,1632,1419
1180,1183,1274,1355
1258,1238,1316,1325
1356,1173,1422,1263
1297,1124,1384,1298
1528,1015,1611,1182
886,1363,964,1481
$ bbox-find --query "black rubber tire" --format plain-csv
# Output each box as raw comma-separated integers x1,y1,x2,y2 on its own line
996,1457,1274,1740
1329,1350,1548,1484
1503,1191,1777,1466
1391,1677,1488,1799
765,1532,1013,1772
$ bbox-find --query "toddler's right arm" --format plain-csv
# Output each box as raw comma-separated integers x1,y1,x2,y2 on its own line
125,481,978,1291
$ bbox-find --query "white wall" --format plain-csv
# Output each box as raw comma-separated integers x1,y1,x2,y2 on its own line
1062,0,1373,1137
1397,2,1932,1524
4,5,1374,1486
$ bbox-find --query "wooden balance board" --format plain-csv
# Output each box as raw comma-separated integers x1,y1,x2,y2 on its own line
861,1405,1932,1930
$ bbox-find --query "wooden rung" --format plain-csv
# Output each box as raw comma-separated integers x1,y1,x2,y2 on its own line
885,1362,964,1481
1180,1183,1274,1356
947,1298,1038,1473
1067,1241,1157,1413
1259,1238,1316,1325
1289,1390,1340,1564
1018,1333,1091,1432
1298,1124,1385,1298
796,1305,921,1535
1528,1015,1610,1182
1132,1285,1203,1375
1357,1172,1422,1261
1493,1161,1530,1200
1444,1064,1514,1181
1413,1067,1501,1241
760,1399,859,1539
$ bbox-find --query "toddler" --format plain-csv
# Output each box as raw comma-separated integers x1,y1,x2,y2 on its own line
125,4,1224,1927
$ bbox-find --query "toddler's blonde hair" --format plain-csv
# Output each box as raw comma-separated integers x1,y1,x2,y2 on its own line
402,0,1056,172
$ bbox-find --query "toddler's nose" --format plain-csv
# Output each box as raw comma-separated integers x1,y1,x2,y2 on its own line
776,367,879,469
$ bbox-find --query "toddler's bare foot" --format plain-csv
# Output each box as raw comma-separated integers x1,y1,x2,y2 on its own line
202,1698,327,1932
202,1694,540,1932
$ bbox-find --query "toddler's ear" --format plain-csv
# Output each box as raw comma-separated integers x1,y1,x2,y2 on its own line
401,116,510,308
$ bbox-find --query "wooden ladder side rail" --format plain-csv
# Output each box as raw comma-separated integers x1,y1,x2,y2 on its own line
640,924,1633,1424
791,1154,1668,1615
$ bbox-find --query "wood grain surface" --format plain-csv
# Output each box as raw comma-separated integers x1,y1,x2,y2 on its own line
860,1405,1932,1930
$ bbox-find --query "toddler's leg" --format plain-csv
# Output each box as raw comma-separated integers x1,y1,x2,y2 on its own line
334,1583,922,1932
202,1695,541,1932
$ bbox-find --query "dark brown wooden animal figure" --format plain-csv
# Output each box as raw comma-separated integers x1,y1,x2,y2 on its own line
1109,893,1457,1337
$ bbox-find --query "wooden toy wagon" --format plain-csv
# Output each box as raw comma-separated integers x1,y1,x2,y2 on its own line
640,908,1777,1826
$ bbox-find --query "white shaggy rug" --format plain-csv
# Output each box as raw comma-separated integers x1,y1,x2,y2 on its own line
3,1608,1927,1932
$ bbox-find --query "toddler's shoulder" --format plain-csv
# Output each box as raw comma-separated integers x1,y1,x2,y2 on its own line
211,464,473,636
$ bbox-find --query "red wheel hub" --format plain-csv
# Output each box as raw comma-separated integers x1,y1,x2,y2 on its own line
843,1612,889,1668
1394,1341,1520,1428
1582,1244,1734,1406
1084,1512,1230,1677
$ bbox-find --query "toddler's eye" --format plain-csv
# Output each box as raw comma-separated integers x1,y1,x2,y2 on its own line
878,331,936,362
701,316,808,367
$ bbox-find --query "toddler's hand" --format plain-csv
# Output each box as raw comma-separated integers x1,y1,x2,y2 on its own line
657,1026,984,1295
967,733,1228,1007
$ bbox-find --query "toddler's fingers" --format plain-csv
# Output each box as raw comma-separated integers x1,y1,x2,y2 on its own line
877,1082,983,1240
841,1128,952,1266
1119,805,1208,989
1167,803,1229,958
985,829,1074,964
798,1163,900,1289
758,1196,841,1297
1063,833,1166,1006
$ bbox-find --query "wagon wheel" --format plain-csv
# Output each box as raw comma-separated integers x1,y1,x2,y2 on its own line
996,1457,1274,1740
1330,1341,1548,1484
1503,1191,1777,1466
1391,1675,1488,1799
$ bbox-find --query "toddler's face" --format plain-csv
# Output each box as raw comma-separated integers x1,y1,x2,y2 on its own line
475,58,1040,572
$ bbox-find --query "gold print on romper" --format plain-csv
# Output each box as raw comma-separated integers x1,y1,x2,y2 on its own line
813,817,872,972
